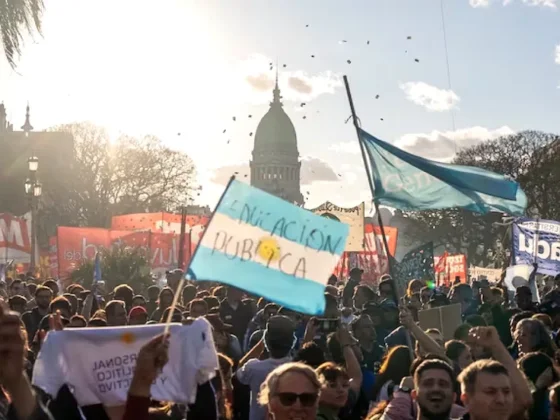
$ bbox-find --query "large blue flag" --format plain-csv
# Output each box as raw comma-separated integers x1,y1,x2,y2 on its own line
359,128,527,216
188,179,349,315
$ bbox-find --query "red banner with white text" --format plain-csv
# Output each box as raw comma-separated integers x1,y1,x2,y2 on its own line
56,227,190,279
0,213,32,264
434,253,467,286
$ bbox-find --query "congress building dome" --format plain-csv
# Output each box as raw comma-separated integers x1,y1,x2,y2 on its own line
250,74,304,205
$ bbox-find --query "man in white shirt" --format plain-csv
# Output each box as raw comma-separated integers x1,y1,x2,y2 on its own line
236,315,295,420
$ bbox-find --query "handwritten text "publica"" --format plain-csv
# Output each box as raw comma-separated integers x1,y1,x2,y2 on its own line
212,231,307,278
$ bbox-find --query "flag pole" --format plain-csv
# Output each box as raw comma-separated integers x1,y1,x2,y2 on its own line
343,76,396,293
344,76,415,357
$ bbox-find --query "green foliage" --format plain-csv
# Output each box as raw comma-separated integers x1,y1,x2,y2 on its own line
1,0,44,67
70,244,153,293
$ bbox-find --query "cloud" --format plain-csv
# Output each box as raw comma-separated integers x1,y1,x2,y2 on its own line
235,54,342,104
556,44,560,64
396,126,515,161
471,0,557,6
300,157,339,184
209,164,251,186
246,74,275,91
470,0,491,7
522,0,557,8
210,157,339,187
400,81,460,112
328,141,361,155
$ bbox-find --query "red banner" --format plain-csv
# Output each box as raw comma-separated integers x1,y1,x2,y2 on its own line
333,225,398,285
434,253,467,286
111,213,207,248
56,227,190,279
364,224,398,256
0,213,31,263
334,251,389,285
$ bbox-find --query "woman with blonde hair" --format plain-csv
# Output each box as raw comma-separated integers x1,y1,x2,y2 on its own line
259,362,321,420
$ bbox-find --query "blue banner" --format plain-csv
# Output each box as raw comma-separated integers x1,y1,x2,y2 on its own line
513,218,560,276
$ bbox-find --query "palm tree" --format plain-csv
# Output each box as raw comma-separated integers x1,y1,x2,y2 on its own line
0,0,44,68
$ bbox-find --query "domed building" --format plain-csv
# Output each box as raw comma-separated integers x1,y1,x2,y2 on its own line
250,76,304,205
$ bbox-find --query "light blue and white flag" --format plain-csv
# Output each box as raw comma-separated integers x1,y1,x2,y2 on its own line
188,179,349,315
359,128,527,216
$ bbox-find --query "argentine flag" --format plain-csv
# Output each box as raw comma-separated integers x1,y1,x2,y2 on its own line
188,179,349,315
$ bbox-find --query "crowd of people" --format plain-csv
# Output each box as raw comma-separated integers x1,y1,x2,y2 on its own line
2,265,560,420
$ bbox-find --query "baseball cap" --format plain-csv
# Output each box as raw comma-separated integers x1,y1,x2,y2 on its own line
129,306,147,318
265,315,295,348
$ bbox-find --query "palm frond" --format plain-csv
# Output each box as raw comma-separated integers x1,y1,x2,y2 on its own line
0,0,44,68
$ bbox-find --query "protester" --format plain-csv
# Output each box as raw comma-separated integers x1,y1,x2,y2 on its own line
149,287,174,322
237,315,296,420
411,359,456,420
258,362,320,420
0,303,54,419
4,227,559,420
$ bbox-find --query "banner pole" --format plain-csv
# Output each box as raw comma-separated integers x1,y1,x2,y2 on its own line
343,76,395,292
164,176,235,336
343,76,414,356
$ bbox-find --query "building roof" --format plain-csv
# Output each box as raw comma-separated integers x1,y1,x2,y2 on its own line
252,78,298,157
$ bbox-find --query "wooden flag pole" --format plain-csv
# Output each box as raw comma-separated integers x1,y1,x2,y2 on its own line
343,76,396,296
344,76,414,357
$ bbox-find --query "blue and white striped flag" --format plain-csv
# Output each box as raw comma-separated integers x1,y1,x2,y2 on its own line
188,179,349,315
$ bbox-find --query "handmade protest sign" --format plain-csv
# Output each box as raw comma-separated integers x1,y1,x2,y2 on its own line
513,218,560,276
469,266,503,282
393,242,435,296
188,179,349,315
310,201,364,252
32,319,218,407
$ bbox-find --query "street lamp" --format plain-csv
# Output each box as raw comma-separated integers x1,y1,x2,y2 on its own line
24,178,32,195
28,156,39,172
33,183,42,198
25,157,41,272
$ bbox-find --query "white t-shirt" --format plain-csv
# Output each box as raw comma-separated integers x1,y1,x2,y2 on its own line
33,319,218,407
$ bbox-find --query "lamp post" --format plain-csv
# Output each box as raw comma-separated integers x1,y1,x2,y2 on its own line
25,156,41,272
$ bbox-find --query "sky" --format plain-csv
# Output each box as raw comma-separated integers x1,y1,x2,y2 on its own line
0,0,558,211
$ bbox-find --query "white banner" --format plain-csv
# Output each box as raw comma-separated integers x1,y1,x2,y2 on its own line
33,319,218,407
311,202,364,252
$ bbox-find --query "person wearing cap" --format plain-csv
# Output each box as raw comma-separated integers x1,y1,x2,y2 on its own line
236,315,296,420
342,268,363,308
128,306,148,325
